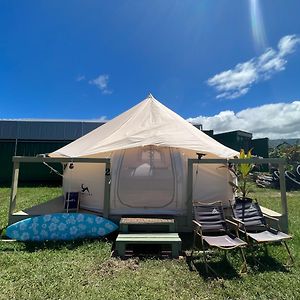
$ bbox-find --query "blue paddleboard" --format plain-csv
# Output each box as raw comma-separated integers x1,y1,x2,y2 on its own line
6,213,118,241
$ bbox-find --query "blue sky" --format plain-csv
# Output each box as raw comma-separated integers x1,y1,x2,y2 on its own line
1,0,300,138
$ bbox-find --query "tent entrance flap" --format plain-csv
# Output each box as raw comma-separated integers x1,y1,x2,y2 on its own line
115,146,176,208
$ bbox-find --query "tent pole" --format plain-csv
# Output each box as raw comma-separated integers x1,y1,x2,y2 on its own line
8,161,20,225
278,162,288,233
103,161,111,219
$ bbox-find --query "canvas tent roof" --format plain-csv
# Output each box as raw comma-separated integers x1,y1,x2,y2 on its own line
50,94,238,158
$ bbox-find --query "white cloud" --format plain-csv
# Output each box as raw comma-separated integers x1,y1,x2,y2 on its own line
187,101,300,139
278,35,300,56
207,35,300,99
89,74,112,95
90,116,108,122
76,75,85,82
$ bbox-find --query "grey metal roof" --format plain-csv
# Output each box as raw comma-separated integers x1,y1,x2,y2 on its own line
0,119,204,141
0,120,105,141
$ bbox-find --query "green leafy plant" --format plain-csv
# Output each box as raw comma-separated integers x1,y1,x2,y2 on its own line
237,149,253,198
229,149,254,199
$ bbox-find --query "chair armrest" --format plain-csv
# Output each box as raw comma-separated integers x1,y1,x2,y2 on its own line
268,227,280,234
231,217,245,225
230,217,247,234
225,219,239,227
263,214,281,231
192,220,202,228
226,219,240,237
192,220,202,235
263,214,279,222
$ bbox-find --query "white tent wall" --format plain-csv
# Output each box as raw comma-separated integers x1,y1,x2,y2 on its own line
63,163,106,212
192,163,234,204
62,146,234,215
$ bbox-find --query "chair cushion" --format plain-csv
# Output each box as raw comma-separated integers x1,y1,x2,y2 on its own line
203,235,247,248
247,230,292,243
193,204,227,233
233,201,266,228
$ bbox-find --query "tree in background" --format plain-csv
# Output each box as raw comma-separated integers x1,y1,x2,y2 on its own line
269,141,300,171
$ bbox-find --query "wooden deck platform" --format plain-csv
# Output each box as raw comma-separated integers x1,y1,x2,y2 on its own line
116,217,181,258
9,196,97,224
115,233,181,258
260,206,282,218
119,217,175,233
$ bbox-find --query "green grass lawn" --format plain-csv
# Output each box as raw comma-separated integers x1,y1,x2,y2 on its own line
0,186,300,300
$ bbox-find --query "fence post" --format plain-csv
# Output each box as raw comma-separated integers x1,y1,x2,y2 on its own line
187,159,193,231
8,161,20,225
278,162,288,233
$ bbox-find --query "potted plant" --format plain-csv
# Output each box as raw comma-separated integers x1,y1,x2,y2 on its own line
229,149,254,202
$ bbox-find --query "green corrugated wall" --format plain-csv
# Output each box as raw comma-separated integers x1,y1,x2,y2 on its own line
0,140,70,185
251,138,269,172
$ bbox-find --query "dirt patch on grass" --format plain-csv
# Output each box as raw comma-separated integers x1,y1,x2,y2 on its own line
92,257,140,277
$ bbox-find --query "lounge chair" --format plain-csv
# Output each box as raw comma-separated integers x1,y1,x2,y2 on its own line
231,198,293,265
191,201,247,275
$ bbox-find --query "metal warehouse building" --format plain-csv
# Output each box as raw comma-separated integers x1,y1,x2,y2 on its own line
0,120,105,184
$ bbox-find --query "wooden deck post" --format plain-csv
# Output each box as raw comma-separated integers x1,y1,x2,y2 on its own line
186,159,194,231
278,162,288,233
8,161,20,225
103,161,111,219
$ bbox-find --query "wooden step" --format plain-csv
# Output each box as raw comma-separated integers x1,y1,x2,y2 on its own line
119,217,175,233
115,233,181,258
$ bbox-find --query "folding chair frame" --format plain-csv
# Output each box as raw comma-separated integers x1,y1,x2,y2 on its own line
191,202,248,276
230,200,294,267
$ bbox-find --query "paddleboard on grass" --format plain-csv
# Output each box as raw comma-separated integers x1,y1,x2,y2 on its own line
6,213,118,242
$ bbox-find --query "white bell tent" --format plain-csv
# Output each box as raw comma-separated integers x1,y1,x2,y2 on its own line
50,94,238,216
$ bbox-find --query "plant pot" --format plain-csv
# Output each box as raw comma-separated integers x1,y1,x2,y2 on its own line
235,196,253,203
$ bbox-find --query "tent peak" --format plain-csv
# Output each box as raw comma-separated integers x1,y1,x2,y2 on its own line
147,93,155,99
50,94,239,159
